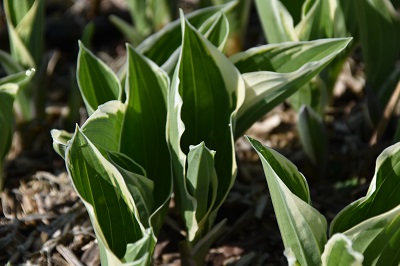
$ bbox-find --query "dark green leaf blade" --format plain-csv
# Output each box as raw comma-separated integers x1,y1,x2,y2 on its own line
77,41,122,115
66,127,144,259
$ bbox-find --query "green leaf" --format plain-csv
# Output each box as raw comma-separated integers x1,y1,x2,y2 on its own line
137,2,237,66
231,38,352,74
81,101,126,152
126,0,153,37
0,50,23,75
0,69,35,87
321,234,363,266
167,12,245,252
77,41,122,115
341,206,400,266
255,0,298,43
148,0,176,32
298,104,327,169
357,0,400,115
329,142,400,264
330,141,400,234
65,126,146,260
185,142,218,241
123,229,154,265
4,0,43,68
81,21,95,49
51,129,73,159
121,44,171,209
199,11,230,51
232,38,351,137
161,10,232,76
0,83,19,190
109,15,144,45
295,0,337,40
79,44,172,235
247,136,327,266
107,151,154,229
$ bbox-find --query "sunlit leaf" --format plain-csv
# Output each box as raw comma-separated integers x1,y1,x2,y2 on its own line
247,136,327,266
66,126,145,259
167,11,245,248
321,234,363,266
77,41,122,115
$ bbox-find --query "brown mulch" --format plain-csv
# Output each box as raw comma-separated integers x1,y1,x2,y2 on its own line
1,0,398,265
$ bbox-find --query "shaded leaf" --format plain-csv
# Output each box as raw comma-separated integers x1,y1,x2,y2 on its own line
298,104,327,169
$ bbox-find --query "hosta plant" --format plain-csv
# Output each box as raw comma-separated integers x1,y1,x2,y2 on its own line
247,136,400,265
0,69,35,191
255,0,400,168
111,0,250,55
52,7,351,265
1,0,44,122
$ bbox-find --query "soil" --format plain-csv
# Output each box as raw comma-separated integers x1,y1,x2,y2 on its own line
0,1,398,265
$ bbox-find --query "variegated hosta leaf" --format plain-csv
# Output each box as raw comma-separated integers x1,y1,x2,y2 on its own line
331,142,400,234
51,129,73,159
78,44,172,234
0,83,19,190
121,45,171,229
358,0,400,122
330,142,400,265
295,0,337,40
167,12,245,243
247,136,327,266
53,43,172,263
65,126,148,261
185,142,218,241
198,11,230,52
137,1,237,66
231,38,351,74
0,69,35,87
81,101,126,153
0,50,23,75
161,11,231,76
231,38,351,127
77,41,122,115
298,104,327,170
255,0,298,43
321,234,363,266
107,151,154,228
340,206,400,266
3,0,43,68
1,69,35,190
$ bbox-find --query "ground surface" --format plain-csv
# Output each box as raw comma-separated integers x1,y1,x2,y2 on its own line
0,1,398,265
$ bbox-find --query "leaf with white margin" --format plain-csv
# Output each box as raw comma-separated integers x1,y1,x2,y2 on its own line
255,0,298,43
77,42,122,115
137,1,237,66
167,10,245,244
65,126,148,261
331,141,400,234
321,233,363,266
247,136,327,266
339,203,400,265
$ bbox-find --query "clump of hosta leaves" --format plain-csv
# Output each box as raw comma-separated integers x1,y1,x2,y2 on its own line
248,136,400,266
52,3,351,264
